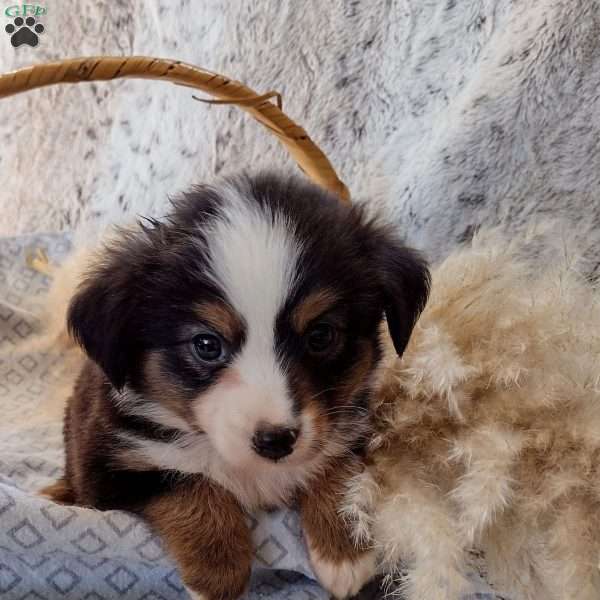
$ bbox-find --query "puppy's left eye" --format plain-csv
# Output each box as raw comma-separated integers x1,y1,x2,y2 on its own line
306,323,337,354
192,333,227,363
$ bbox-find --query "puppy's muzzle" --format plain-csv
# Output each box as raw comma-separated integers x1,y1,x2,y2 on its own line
252,425,300,461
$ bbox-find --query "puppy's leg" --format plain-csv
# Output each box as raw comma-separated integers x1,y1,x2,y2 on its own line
143,477,252,600
39,477,76,504
299,459,377,599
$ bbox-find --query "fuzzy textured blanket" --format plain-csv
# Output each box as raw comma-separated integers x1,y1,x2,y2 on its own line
346,227,600,600
3,1,600,270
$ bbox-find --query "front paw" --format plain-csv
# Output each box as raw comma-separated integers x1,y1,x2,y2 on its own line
185,589,208,600
182,565,249,600
308,546,377,599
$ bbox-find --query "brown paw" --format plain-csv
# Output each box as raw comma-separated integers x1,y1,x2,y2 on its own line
39,478,76,504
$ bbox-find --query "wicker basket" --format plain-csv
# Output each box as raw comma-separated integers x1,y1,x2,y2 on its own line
0,56,349,202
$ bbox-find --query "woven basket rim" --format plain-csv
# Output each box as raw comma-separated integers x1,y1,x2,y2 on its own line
0,55,349,202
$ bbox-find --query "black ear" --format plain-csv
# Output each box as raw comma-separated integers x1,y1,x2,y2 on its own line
67,252,140,390
378,236,430,356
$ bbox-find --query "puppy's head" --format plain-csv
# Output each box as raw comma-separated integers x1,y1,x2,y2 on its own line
69,173,429,474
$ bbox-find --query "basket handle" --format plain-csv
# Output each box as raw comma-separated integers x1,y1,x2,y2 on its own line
0,56,350,202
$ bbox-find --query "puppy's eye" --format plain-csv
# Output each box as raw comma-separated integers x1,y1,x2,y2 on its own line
192,333,226,363
306,323,337,354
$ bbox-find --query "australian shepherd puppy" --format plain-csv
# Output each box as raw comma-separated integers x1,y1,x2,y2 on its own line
42,173,430,600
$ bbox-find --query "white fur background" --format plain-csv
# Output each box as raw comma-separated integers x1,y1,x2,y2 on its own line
2,0,600,270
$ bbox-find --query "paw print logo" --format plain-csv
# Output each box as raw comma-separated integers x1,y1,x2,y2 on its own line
5,16,44,48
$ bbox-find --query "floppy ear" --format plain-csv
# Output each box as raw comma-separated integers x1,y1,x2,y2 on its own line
378,236,430,356
67,253,141,391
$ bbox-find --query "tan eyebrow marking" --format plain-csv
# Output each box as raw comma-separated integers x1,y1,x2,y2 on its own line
291,288,340,332
142,351,196,426
195,301,244,341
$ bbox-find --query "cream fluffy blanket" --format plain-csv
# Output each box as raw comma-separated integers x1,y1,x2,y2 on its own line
346,227,600,599
2,0,600,273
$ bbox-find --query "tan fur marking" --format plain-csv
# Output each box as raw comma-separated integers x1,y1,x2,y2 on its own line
39,477,76,505
337,341,375,402
144,477,252,600
299,457,368,563
302,401,331,461
291,288,339,332
195,301,244,342
143,352,194,424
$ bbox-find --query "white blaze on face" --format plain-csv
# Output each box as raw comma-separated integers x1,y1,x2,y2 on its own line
193,183,303,468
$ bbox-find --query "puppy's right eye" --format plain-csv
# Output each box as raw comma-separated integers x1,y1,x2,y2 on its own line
305,322,337,354
192,333,226,363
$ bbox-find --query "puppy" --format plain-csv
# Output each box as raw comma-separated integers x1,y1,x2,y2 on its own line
42,173,430,600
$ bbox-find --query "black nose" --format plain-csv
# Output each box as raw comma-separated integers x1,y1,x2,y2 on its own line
252,426,299,461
